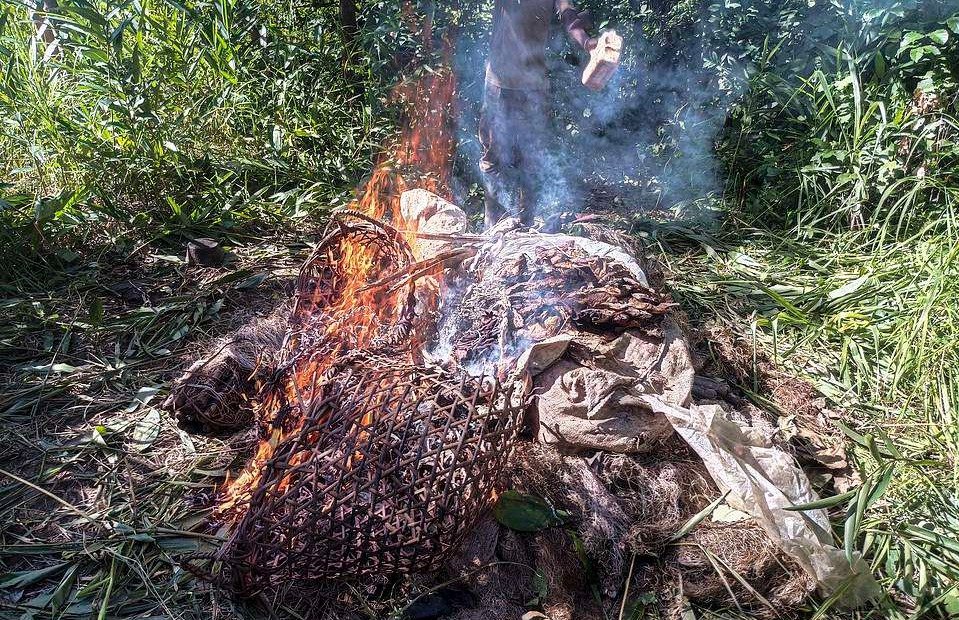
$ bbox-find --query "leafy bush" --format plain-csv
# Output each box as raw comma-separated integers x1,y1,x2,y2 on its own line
0,0,415,258
681,2,959,613
725,1,959,234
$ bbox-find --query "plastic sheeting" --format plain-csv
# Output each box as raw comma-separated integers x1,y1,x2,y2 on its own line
508,233,880,606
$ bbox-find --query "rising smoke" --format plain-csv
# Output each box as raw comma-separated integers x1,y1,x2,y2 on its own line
444,0,746,224
438,0,883,225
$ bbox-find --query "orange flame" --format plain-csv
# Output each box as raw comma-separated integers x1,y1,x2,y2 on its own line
218,23,458,519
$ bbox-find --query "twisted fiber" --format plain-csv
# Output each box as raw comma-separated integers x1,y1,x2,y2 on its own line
360,247,478,296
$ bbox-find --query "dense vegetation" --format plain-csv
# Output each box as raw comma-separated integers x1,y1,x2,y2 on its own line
1,0,957,618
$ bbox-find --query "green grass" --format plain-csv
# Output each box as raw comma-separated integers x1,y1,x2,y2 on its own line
0,227,318,618
683,9,959,612
0,0,402,247
642,217,959,617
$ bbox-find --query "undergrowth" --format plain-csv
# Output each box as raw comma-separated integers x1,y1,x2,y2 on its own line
642,2,959,616
0,0,416,264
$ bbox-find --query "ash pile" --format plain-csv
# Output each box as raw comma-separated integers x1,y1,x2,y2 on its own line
166,190,878,619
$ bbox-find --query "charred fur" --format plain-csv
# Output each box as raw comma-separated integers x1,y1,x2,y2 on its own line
164,218,820,619
163,302,290,433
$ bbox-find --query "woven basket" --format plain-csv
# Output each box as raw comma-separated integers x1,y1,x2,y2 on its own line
218,353,525,593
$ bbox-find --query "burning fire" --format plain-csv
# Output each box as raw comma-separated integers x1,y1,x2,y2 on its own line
218,30,458,517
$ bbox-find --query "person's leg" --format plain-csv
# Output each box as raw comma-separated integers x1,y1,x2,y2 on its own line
515,89,550,227
479,84,511,228
482,85,537,228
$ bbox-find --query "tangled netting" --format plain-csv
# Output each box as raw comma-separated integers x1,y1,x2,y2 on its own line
211,211,527,594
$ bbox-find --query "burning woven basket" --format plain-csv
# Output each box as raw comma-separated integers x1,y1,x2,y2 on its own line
206,211,527,594
217,353,525,593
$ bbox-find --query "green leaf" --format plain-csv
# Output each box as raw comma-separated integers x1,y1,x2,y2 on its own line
669,491,730,540
270,125,284,152
785,489,857,511
524,568,548,606
827,274,868,300
866,466,895,508
928,29,949,45
493,491,564,532
947,16,959,34
125,386,161,412
899,30,925,48
873,52,886,77
0,562,70,590
235,273,267,290
902,524,959,556
835,421,870,448
91,426,108,447
27,363,79,375
156,536,199,552
909,47,925,63
49,563,79,611
89,298,104,327
844,482,872,564
943,587,959,615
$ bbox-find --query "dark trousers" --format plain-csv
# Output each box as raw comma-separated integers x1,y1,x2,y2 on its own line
479,84,549,228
